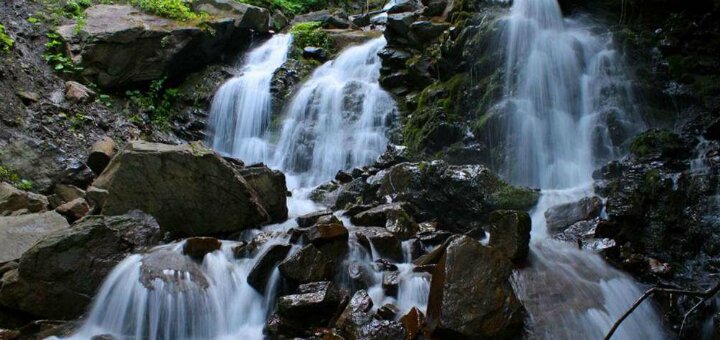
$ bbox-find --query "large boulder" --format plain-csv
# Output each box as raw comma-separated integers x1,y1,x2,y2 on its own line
247,243,291,292
427,236,524,338
278,244,335,285
0,182,48,215
544,196,603,234
192,0,270,32
237,165,288,223
489,210,531,263
0,211,69,263
276,281,343,326
57,5,257,88
92,141,287,236
0,211,163,319
378,161,539,234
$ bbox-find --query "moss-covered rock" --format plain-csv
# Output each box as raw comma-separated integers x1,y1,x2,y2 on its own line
629,128,687,159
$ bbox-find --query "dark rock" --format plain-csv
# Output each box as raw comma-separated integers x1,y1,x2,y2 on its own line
306,222,349,246
387,0,423,14
382,270,400,295
354,227,403,261
279,244,334,285
302,46,328,62
247,244,292,292
350,202,411,227
335,289,374,337
0,182,48,215
0,211,69,263
183,237,222,259
237,165,289,224
53,184,85,205
410,21,450,43
377,303,400,320
413,235,457,266
489,210,531,263
385,207,420,240
296,209,333,228
427,236,524,338
401,307,431,340
378,49,413,70
350,13,371,27
92,141,285,236
385,13,418,45
422,0,449,16
335,170,354,183
139,250,209,290
0,211,162,319
544,196,603,234
87,136,116,176
193,0,270,32
277,281,342,326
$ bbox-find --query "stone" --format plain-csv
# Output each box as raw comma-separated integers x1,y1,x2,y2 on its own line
336,289,374,336
92,141,285,236
325,29,384,51
350,202,410,227
386,13,418,42
271,10,289,31
87,137,116,176
85,186,109,209
422,0,449,16
55,197,90,222
247,244,292,292
0,211,69,263
382,270,400,295
237,165,289,223
277,281,342,326
296,209,333,228
349,14,370,27
302,46,328,62
387,0,423,14
139,250,209,290
192,0,270,32
354,227,403,262
410,21,450,43
0,211,162,319
377,303,400,320
53,184,85,204
413,235,457,266
183,237,222,259
0,182,48,215
279,244,334,285
335,170,353,183
489,210,531,263
306,223,349,246
401,307,430,339
16,91,40,104
427,236,524,338
544,196,603,234
64,81,96,103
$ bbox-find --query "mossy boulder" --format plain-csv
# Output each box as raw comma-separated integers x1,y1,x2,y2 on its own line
629,129,687,159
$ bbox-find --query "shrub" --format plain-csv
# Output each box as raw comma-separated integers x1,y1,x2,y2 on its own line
0,24,13,53
289,21,332,51
0,165,33,191
130,0,200,21
238,0,326,15
126,77,180,129
44,32,83,75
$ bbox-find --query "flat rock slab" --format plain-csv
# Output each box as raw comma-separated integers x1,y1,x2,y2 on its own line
0,211,69,262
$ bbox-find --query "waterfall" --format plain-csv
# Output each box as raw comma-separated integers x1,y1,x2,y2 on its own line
502,0,666,338
207,34,292,164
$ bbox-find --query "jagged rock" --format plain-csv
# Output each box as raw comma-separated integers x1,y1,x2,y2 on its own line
0,211,69,263
57,5,255,88
302,46,328,61
139,250,209,291
87,137,116,176
85,186,109,209
413,235,457,266
183,237,222,259
296,209,333,228
410,21,450,43
0,182,48,215
291,10,349,28
544,196,603,234
92,141,286,236
247,244,292,292
354,227,403,261
378,161,539,234
192,0,270,32
382,270,400,295
385,13,418,46
336,289,374,337
306,222,349,246
55,197,90,222
489,210,531,263
427,236,524,338
401,307,431,340
0,211,162,319
237,165,289,224
279,244,334,285
64,81,96,103
350,202,411,227
277,281,342,326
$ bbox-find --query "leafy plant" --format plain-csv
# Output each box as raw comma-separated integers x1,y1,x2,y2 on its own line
126,77,180,129
0,24,13,54
44,32,83,75
289,21,333,51
237,0,325,15
130,0,200,21
0,165,33,191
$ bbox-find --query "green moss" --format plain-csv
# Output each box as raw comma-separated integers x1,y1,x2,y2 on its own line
289,22,333,50
629,129,685,158
489,183,540,211
0,165,33,191
0,24,13,54
237,0,329,15
130,0,200,21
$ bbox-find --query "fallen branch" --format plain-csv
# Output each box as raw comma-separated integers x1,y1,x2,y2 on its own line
603,282,720,340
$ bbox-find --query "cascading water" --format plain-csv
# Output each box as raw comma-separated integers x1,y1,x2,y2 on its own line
501,0,666,338
207,34,292,164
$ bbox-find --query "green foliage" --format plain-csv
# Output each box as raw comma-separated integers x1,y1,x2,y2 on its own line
0,24,13,54
126,77,180,129
630,129,686,158
0,165,33,191
44,32,83,75
488,183,540,211
289,21,332,51
238,0,324,15
130,0,200,21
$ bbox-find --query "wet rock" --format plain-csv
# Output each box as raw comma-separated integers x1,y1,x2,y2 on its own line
302,46,328,62
350,202,411,227
354,227,403,261
237,165,288,223
382,270,400,295
265,312,305,338
336,289,374,337
139,250,209,291
427,236,524,338
377,303,400,320
183,237,222,259
387,0,423,14
0,182,48,215
401,307,431,340
335,170,354,183
271,10,289,31
357,320,407,339
296,209,333,228
87,136,116,176
279,244,334,285
489,210,531,263
325,29,383,51
16,91,40,104
277,281,342,326
385,207,420,240
413,235,457,266
92,141,284,236
0,211,69,263
544,196,603,234
55,197,90,222
0,211,162,319
349,13,370,27
64,81,96,103
410,21,450,43
306,222,349,246
580,238,618,256
422,0,448,16
333,177,380,210
385,13,418,46
247,244,292,292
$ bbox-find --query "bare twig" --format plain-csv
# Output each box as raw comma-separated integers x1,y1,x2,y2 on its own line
603,282,720,340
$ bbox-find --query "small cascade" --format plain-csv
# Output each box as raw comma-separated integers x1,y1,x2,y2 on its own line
207,34,292,163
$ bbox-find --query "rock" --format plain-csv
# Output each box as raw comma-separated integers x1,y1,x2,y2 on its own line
237,165,289,223
336,289,374,336
0,211,69,263
0,329,20,339
183,237,222,259
325,15,351,29
85,186,109,209
378,161,539,234
354,227,403,261
277,281,342,326
382,270,400,295
427,236,523,338
139,250,209,290
324,29,384,51
279,244,334,285
422,0,449,16
0,182,48,215
0,211,162,319
489,210,531,263
53,184,85,204
350,202,410,227
16,91,40,104
55,197,90,222
302,46,328,62
387,0,423,14
0,139,67,193
349,14,370,27
544,196,602,234
410,21,450,43
64,81,96,103
401,307,431,340
87,137,116,176
413,235,457,266
247,244,292,292
385,13,418,45
92,141,285,236
192,0,270,32
296,209,333,228
57,5,254,88
291,10,348,28
306,222,349,246
335,170,353,183
377,303,400,320
378,49,413,69
385,207,420,240
271,10,289,31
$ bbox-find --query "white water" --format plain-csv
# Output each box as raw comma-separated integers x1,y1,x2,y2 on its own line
503,0,666,338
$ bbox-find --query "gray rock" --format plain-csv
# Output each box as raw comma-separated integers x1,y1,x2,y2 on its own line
544,196,603,234
193,0,270,32
0,182,48,215
278,244,334,285
0,211,69,263
139,250,209,291
354,227,403,261
277,281,342,325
